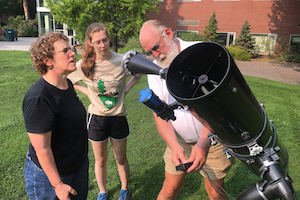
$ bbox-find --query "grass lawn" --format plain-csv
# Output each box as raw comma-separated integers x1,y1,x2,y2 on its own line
0,50,299,200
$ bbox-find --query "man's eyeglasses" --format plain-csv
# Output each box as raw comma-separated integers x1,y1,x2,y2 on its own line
57,47,77,55
146,31,164,55
90,37,110,45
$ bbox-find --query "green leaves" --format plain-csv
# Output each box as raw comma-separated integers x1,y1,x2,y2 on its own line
44,0,160,49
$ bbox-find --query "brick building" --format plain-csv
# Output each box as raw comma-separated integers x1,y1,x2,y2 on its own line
147,0,300,52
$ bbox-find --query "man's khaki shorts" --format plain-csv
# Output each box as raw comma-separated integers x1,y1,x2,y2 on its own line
164,141,235,180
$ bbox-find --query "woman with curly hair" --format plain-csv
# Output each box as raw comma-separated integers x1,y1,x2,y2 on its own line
67,22,141,200
22,32,89,200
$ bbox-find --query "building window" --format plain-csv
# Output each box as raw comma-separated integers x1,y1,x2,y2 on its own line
37,0,45,7
177,20,199,26
39,12,54,35
251,34,277,53
68,29,74,36
290,35,300,52
217,32,236,46
176,30,199,38
55,21,63,30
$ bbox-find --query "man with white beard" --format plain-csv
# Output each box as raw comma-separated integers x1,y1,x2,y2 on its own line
139,20,234,200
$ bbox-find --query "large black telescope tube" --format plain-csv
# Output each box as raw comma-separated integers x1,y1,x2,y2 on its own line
166,42,288,175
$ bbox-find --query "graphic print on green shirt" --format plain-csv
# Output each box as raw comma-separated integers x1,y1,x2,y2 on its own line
97,79,118,109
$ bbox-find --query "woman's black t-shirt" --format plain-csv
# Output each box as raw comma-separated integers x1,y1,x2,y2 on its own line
22,77,88,176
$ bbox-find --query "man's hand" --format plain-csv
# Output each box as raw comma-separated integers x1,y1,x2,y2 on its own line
186,138,211,173
171,144,189,167
55,183,77,200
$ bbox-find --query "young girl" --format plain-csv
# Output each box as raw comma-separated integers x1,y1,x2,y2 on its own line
68,22,141,200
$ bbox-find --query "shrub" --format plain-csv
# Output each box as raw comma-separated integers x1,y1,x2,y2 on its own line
0,34,5,41
0,26,4,35
118,36,144,54
226,46,251,61
17,19,38,37
0,20,8,26
0,26,6,40
7,15,23,30
276,36,300,63
282,53,300,63
7,15,38,37
275,36,289,58
281,44,300,63
177,32,205,41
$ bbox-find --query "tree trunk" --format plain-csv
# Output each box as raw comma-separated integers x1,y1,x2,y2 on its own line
113,35,118,53
23,0,29,21
112,28,118,52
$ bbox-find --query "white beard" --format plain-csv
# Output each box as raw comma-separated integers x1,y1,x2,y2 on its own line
157,39,180,69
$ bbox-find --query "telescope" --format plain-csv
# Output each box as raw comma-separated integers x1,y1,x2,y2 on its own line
122,42,297,200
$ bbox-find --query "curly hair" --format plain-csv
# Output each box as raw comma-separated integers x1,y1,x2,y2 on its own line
30,32,69,75
81,23,109,80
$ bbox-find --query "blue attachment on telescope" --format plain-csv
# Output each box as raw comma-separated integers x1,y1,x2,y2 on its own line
139,88,160,107
138,88,176,121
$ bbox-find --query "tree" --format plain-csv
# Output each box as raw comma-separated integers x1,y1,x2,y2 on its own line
0,0,23,18
0,0,36,21
236,20,255,52
203,11,220,43
23,0,30,21
44,0,160,52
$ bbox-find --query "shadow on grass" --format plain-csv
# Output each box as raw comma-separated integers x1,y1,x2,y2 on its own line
128,162,204,200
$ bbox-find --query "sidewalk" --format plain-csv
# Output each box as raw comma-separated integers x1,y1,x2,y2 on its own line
0,37,83,53
0,37,36,51
236,61,300,86
1,37,300,86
